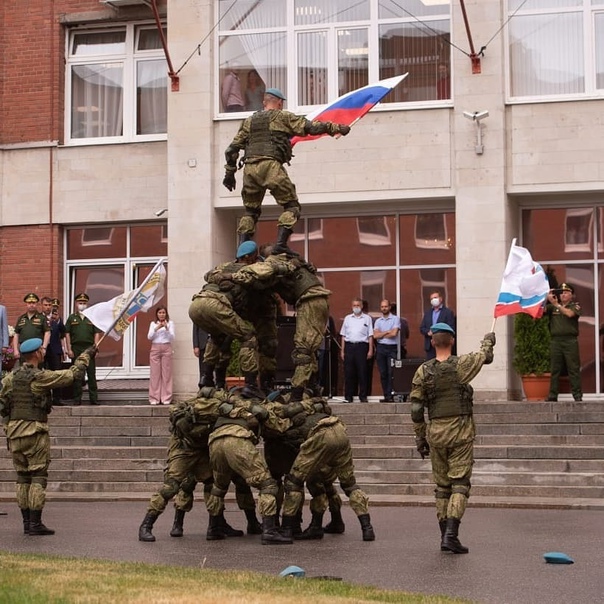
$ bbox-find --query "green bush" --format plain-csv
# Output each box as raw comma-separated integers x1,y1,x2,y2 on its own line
513,312,551,376
226,339,241,377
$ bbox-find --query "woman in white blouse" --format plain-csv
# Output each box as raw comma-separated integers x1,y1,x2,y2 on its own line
147,306,175,405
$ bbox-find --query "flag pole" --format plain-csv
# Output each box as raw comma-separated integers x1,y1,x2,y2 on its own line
95,258,167,348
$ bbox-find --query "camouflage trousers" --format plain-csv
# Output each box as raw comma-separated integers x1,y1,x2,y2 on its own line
290,297,329,390
147,434,256,515
283,419,369,517
9,430,51,511
208,435,278,518
427,415,475,521
189,295,258,375
238,159,300,235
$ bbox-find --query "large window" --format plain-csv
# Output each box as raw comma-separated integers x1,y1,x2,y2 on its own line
508,0,604,100
66,24,168,144
217,0,451,115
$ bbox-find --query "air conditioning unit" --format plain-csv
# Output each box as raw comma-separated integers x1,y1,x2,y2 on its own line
101,0,152,8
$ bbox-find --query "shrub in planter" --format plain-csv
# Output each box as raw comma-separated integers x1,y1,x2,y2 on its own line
513,313,551,376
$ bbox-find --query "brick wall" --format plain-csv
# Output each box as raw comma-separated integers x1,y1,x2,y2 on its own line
0,224,63,324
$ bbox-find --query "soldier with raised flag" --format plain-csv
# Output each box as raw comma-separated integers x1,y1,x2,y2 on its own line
409,323,496,554
222,88,350,254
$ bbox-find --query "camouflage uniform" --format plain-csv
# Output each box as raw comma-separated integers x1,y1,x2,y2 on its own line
280,398,375,541
232,254,331,395
207,390,292,544
138,390,260,542
410,334,494,552
224,109,348,237
189,261,258,377
0,352,91,533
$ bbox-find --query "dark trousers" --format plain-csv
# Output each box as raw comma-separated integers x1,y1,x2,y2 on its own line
549,336,582,399
45,350,63,402
376,344,398,399
72,346,98,403
344,342,369,400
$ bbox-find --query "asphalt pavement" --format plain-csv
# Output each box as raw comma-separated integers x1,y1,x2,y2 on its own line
1,502,602,603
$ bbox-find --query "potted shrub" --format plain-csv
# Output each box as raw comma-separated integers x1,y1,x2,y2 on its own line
225,339,244,389
513,313,551,401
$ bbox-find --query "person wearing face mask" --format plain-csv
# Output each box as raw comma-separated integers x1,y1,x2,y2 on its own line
339,298,374,403
65,293,102,406
419,290,456,360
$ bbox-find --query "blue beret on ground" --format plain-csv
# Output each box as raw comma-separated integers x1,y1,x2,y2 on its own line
236,240,258,258
279,565,305,578
431,322,455,336
20,338,43,354
266,87,286,100
543,552,574,564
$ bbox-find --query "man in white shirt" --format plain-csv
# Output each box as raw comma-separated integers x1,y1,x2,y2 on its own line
339,298,374,403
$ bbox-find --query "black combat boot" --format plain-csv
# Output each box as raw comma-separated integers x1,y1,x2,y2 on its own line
138,511,159,542
271,226,298,256
259,372,275,393
324,508,345,534
439,519,447,551
289,386,304,403
28,509,55,536
441,517,469,554
358,514,375,541
261,515,292,545
206,514,226,541
170,509,186,537
20,508,30,535
244,509,263,534
280,515,295,540
219,512,244,537
199,363,215,388
296,511,324,540
215,367,227,390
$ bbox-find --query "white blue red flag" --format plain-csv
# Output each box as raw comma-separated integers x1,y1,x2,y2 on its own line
494,240,549,319
291,74,408,146
83,262,166,341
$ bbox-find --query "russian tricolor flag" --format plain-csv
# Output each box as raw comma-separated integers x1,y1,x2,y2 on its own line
291,73,408,146
494,240,550,319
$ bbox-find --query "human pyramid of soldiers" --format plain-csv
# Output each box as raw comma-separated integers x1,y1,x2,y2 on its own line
138,87,374,546
138,235,375,545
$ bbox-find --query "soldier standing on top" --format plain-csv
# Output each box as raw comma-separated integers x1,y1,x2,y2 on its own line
222,88,351,254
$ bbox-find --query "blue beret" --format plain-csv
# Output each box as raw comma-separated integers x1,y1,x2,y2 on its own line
543,552,574,564
266,87,286,100
20,338,43,354
279,565,305,578
237,240,258,259
431,322,455,336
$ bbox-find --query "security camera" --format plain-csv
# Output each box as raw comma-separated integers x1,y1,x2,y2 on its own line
155,208,168,217
463,110,489,121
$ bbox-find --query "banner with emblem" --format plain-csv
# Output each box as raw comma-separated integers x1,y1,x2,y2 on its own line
83,260,167,341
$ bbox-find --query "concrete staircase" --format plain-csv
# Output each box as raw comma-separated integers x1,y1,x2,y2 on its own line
1,400,603,508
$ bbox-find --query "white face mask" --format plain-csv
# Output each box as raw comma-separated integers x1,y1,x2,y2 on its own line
430,298,441,308
77,304,87,312
352,307,362,315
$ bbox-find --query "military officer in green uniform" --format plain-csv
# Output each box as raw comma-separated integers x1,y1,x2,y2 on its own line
410,323,495,554
222,88,351,254
0,337,95,535
12,293,50,362
65,293,102,405
545,283,582,402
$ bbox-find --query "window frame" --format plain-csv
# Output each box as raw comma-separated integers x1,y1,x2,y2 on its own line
215,0,452,118
64,21,168,146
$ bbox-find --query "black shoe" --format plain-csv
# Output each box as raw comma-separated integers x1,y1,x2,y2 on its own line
545,396,557,402
379,398,394,403
344,398,353,403
53,400,65,407
574,396,583,401
359,397,368,403
72,400,81,406
89,400,100,406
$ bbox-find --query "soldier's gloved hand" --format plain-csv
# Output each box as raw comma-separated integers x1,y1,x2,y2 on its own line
250,404,269,421
484,332,496,346
281,402,304,418
338,124,351,136
246,414,259,431
83,346,98,359
314,402,331,415
218,401,234,416
223,171,236,192
415,437,430,460
198,386,216,399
